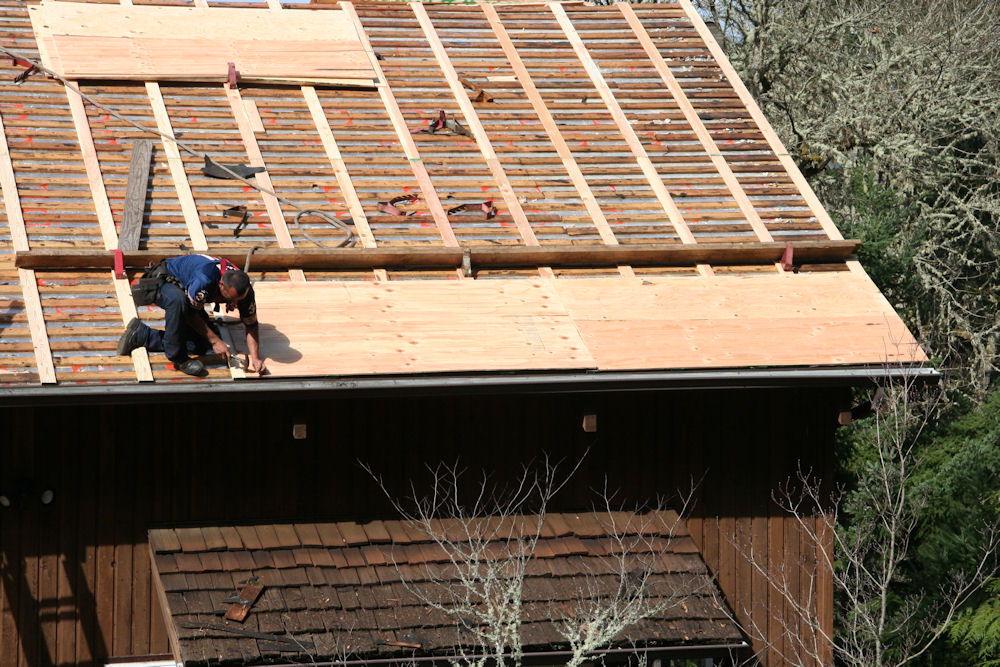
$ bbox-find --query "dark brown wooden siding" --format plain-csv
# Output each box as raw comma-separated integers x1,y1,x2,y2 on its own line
0,387,840,666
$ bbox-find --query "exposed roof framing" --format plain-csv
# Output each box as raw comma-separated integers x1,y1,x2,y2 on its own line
0,0,925,390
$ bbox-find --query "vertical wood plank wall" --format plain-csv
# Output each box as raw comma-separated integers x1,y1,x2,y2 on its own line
0,387,839,666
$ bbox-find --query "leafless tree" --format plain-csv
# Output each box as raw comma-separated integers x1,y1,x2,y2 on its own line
731,372,1000,666
689,0,1000,397
363,458,714,667
554,485,703,667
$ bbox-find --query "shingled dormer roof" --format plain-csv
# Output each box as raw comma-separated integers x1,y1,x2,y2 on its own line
0,0,927,395
148,512,744,666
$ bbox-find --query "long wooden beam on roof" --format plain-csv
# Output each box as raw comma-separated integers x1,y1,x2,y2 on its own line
0,111,56,384
16,240,860,271
548,2,716,278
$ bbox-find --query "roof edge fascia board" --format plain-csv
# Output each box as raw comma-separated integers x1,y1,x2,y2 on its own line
0,366,940,407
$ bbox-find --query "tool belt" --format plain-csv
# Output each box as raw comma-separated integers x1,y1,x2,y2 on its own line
130,259,178,306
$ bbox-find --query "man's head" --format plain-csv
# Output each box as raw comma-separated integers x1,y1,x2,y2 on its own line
219,269,251,301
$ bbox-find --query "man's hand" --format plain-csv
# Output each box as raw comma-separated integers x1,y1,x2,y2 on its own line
248,356,268,374
211,337,231,361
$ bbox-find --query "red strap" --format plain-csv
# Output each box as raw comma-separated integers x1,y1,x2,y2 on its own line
112,249,125,279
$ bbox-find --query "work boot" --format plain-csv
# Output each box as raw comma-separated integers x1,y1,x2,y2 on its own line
175,359,207,377
116,317,144,356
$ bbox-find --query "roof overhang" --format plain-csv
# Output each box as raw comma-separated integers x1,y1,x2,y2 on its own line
0,364,939,407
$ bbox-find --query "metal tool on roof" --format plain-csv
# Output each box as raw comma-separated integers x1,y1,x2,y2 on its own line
448,200,497,220
378,194,419,216
223,205,250,237
12,63,36,84
458,77,493,103
410,110,472,138
202,155,266,180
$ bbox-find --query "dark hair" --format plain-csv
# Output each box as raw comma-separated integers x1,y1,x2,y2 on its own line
221,269,251,296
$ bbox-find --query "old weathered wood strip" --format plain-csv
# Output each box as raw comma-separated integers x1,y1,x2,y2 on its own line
118,138,152,252
66,86,154,382
0,110,57,384
341,1,461,252
412,2,535,247
549,3,712,278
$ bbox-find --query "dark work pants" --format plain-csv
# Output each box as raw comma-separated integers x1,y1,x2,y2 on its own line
135,282,216,364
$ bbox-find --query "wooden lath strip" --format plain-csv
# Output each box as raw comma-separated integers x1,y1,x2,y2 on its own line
412,2,535,246
674,0,842,244
341,1,460,251
0,111,57,384
120,0,241,380
223,86,305,283
548,2,713,278
144,82,208,252
619,3,773,244
66,86,154,382
302,87,387,282
267,0,384,282
412,2,555,280
481,3,633,279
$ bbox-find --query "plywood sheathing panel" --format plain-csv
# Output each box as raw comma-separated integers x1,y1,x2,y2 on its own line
246,273,922,379
28,1,376,86
251,279,596,377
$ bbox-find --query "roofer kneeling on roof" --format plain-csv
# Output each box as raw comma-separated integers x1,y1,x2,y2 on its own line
116,255,266,377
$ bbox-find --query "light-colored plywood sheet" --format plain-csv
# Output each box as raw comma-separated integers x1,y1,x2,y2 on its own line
553,274,926,369
245,274,924,379
29,1,375,85
251,280,597,377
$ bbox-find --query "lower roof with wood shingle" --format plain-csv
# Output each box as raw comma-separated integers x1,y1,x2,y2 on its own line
148,512,743,666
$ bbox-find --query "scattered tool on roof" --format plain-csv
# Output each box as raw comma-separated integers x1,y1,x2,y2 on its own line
378,194,419,216
223,205,250,237
201,155,266,180
458,77,493,103
410,110,472,138
12,61,36,84
448,200,497,220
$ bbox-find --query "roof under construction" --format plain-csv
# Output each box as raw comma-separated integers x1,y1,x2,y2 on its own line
0,0,925,391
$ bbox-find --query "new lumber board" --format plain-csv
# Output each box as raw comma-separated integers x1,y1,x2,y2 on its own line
228,273,923,379
28,1,375,86
66,84,154,382
0,109,57,384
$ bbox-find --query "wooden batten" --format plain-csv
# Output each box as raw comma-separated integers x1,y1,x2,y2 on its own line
480,3,631,279
549,3,714,279
0,111,56,384
341,1,462,260
65,85,154,382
